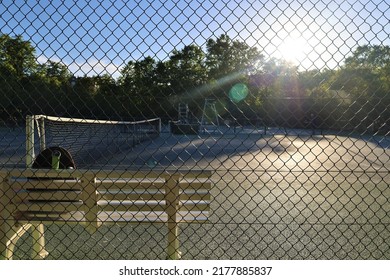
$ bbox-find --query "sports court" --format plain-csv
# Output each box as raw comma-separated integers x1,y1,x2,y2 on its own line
1,122,389,259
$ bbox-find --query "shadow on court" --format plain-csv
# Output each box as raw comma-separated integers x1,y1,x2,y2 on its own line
94,131,390,174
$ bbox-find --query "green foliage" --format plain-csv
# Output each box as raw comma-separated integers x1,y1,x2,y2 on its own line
0,34,37,78
36,60,72,87
0,32,389,133
206,34,264,79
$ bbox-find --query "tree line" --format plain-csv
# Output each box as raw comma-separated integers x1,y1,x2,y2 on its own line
1,33,389,133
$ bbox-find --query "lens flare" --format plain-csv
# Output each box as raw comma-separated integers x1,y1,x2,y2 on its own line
229,83,249,103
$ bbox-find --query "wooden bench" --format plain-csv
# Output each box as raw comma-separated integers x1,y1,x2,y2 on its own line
0,168,212,260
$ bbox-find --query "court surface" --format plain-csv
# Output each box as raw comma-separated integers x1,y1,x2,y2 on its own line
90,126,390,259
1,126,389,259
92,126,390,172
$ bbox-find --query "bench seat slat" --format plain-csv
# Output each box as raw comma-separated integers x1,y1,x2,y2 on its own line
16,211,209,224
98,199,210,212
97,211,209,223
7,168,211,180
16,202,83,212
14,190,81,202
173,171,212,179
15,211,85,222
97,200,166,212
179,178,212,190
97,189,165,201
98,189,210,201
180,189,210,200
96,178,165,189
179,200,210,212
11,179,81,190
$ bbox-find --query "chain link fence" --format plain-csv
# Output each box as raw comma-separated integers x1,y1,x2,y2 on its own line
0,0,389,259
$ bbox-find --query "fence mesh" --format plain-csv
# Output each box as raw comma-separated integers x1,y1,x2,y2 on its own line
0,0,389,260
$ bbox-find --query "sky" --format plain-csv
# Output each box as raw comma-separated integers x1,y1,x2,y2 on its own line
1,0,389,78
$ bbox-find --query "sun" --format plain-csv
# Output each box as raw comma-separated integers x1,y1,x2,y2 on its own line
278,36,309,66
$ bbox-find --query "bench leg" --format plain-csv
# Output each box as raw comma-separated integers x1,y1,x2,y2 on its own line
6,224,32,260
167,222,181,260
0,176,30,260
165,175,182,260
31,223,49,260
1,223,48,260
0,223,31,260
0,215,9,259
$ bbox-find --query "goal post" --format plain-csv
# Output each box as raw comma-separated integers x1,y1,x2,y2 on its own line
25,115,34,168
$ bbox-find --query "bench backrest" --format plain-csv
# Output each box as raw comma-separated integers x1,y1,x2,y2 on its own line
1,168,212,232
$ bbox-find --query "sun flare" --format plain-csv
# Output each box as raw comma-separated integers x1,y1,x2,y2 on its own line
278,37,309,65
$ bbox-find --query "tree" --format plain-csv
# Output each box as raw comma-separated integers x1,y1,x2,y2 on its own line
203,34,265,122
163,45,208,116
37,60,71,86
344,45,390,94
119,57,162,118
168,45,207,89
0,34,37,78
343,45,390,132
206,34,264,80
332,45,390,98
0,34,39,121
119,56,157,95
345,45,390,69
